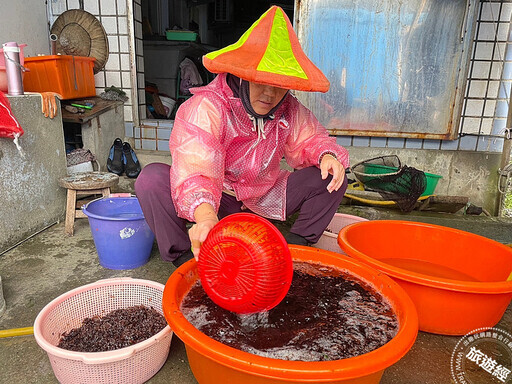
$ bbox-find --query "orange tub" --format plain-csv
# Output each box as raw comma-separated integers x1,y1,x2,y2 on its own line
23,55,96,100
338,220,512,335
163,246,418,384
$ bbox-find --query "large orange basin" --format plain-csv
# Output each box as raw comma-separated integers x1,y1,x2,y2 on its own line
338,220,512,335
163,245,418,384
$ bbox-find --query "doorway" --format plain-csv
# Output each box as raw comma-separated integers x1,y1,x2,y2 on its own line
138,1,294,121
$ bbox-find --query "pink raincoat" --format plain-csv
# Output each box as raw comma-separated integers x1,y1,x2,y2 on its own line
170,73,349,221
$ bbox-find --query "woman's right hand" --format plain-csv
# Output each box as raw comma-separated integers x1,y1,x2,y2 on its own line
190,203,218,260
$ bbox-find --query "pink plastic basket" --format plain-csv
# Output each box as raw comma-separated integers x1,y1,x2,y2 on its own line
313,213,369,254
33,278,173,384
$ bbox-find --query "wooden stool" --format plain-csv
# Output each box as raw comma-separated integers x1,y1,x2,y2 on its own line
58,172,120,236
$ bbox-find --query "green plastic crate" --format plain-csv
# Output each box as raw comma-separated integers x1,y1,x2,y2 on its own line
363,163,442,196
165,30,198,41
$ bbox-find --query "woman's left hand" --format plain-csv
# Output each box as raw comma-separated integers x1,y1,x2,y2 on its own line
320,154,345,193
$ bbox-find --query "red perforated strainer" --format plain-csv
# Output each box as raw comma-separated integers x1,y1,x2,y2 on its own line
197,213,293,314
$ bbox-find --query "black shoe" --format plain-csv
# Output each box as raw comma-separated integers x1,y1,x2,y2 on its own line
285,232,310,246
122,142,141,178
172,250,194,268
107,138,124,175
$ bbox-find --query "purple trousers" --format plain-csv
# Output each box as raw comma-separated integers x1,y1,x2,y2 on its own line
135,163,347,262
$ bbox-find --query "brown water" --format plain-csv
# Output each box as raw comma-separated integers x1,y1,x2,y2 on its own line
379,258,480,281
181,261,398,361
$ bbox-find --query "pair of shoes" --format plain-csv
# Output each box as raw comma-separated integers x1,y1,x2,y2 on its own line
172,250,194,268
285,232,310,246
107,138,123,175
107,138,142,178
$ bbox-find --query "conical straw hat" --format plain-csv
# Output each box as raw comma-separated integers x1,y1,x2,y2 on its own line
50,9,109,74
203,6,329,92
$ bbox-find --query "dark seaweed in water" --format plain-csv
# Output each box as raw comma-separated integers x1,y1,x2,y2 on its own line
182,261,399,361
57,305,167,352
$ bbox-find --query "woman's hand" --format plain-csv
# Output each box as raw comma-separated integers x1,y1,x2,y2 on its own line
320,154,346,193
190,203,219,260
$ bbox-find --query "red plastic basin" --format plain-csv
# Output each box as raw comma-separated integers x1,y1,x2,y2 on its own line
338,220,512,335
163,246,418,384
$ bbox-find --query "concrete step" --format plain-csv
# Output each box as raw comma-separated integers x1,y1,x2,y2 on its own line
137,149,172,168
112,149,171,195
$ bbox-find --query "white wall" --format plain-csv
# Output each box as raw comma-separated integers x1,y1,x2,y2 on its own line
48,0,138,132
0,0,50,57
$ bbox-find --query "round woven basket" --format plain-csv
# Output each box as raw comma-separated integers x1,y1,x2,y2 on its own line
50,9,109,73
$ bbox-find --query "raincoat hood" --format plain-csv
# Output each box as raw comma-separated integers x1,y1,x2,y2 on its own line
203,6,330,93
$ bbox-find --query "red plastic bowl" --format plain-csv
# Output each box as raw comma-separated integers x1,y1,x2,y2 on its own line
338,220,512,335
197,213,293,314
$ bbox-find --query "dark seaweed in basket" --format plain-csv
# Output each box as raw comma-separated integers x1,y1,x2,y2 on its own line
57,305,167,352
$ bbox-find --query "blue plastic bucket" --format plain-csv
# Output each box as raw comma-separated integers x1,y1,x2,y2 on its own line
82,196,155,270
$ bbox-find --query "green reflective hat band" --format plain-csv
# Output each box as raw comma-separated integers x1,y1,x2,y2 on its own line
256,8,307,79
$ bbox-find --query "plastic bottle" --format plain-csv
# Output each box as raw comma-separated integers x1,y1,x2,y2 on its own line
2,42,24,95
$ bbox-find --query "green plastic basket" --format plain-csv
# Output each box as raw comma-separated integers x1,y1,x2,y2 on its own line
363,163,442,196
165,30,198,41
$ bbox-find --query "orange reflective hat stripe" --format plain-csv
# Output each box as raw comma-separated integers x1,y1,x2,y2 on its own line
203,6,329,92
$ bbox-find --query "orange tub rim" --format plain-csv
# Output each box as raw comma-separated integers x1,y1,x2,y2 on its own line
337,220,512,294
163,245,419,382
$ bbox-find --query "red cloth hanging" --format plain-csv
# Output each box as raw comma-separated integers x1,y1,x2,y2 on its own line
0,90,23,139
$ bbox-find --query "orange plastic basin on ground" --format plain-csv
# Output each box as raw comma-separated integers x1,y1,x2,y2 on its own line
163,245,418,384
338,220,512,335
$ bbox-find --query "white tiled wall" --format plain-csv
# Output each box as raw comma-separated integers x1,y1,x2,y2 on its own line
138,120,173,151
132,0,145,135
49,0,136,135
459,0,512,152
